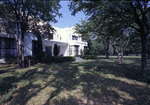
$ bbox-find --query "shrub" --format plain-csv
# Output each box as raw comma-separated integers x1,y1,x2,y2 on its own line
24,55,33,65
43,56,76,63
53,44,59,56
24,55,76,64
82,55,97,60
43,55,53,63
33,51,45,62
3,53,17,64
84,48,96,55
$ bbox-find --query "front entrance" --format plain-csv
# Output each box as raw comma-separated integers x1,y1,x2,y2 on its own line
74,45,79,56
46,46,52,56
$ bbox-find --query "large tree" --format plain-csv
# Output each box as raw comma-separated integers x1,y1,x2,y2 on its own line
69,0,150,76
0,0,61,68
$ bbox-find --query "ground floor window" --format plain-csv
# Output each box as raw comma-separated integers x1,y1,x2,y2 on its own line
0,37,17,58
46,46,52,56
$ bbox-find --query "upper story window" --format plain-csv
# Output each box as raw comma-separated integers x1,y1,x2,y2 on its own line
72,35,78,40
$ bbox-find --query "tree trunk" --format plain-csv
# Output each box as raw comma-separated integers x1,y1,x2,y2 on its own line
105,37,109,59
121,51,123,61
140,31,147,76
115,48,120,62
147,48,150,59
21,32,25,68
16,38,21,68
16,22,21,68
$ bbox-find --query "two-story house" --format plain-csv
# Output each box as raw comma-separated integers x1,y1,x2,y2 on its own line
41,26,87,56
0,19,87,61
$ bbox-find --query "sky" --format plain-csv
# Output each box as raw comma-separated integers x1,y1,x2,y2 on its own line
51,1,87,29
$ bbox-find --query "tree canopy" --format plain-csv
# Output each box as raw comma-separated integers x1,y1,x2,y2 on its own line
0,0,62,68
69,0,150,76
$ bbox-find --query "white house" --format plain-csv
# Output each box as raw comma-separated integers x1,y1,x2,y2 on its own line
24,26,87,57
0,19,87,60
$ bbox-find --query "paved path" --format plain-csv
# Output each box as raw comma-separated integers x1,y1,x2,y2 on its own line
76,57,84,61
0,59,6,63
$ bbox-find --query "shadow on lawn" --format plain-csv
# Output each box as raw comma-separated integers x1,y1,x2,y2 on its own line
1,57,150,105
4,61,150,105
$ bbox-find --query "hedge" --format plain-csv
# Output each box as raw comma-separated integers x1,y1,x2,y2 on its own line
82,55,97,60
27,56,76,64
3,53,17,64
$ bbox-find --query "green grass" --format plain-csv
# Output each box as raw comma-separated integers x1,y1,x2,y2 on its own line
0,56,150,105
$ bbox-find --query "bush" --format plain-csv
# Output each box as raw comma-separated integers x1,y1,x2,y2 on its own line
53,44,59,56
43,55,53,63
26,54,76,64
24,55,33,65
41,56,76,63
53,56,76,63
33,51,45,62
4,53,17,64
84,48,97,55
82,55,97,60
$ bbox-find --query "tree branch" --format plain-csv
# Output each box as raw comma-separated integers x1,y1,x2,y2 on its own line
128,25,140,32
130,1,142,27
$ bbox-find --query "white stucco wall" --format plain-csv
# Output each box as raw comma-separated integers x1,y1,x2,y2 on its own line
24,33,37,56
53,26,87,56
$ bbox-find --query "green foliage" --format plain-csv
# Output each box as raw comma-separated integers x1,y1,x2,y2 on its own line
33,51,45,62
53,44,59,56
53,56,76,63
42,56,76,63
82,55,97,60
24,55,33,65
84,48,97,55
4,53,17,64
43,55,53,63
0,0,62,68
69,0,150,75
24,54,76,64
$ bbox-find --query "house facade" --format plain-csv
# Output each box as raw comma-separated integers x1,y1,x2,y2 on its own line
0,19,87,60
24,26,87,57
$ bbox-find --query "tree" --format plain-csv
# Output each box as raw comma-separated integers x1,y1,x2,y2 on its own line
69,0,150,76
75,19,105,55
53,44,59,56
75,19,93,50
0,0,62,68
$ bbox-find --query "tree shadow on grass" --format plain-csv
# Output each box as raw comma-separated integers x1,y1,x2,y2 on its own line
7,68,80,105
79,70,150,105
1,58,150,105
3,67,150,105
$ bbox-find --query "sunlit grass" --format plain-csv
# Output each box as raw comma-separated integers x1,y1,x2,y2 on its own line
0,56,150,105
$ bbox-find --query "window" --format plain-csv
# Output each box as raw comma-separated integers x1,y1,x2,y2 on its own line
0,37,17,58
69,46,72,56
72,35,78,40
46,46,52,56
32,40,38,56
58,46,60,53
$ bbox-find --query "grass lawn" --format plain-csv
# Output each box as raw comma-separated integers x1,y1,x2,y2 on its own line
0,56,150,105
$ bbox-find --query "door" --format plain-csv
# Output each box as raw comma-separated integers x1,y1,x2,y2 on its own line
74,45,79,56
46,46,52,56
